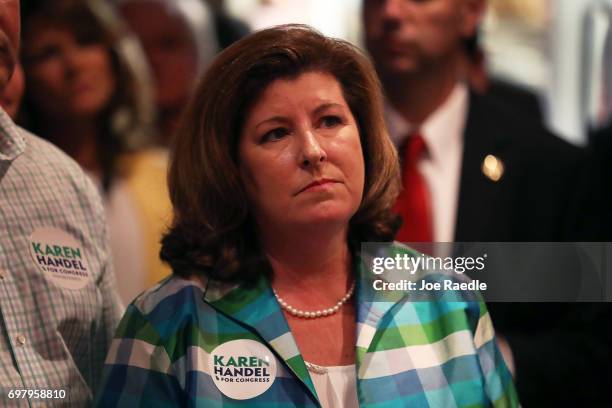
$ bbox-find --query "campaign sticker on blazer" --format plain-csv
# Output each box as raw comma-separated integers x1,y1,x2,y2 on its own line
28,228,90,290
208,339,277,400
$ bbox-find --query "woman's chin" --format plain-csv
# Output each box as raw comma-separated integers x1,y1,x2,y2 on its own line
293,208,354,228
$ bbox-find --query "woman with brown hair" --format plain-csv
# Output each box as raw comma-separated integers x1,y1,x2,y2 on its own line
19,0,171,303
97,25,518,407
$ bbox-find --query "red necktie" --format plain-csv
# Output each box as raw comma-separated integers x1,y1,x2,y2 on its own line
394,133,433,242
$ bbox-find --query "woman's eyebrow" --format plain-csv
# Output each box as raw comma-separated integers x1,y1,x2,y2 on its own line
313,102,344,116
253,103,345,131
254,115,290,131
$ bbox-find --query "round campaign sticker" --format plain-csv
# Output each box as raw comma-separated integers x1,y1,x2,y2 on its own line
208,339,277,400
28,228,91,290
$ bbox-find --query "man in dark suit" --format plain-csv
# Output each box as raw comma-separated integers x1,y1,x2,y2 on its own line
363,0,582,243
585,125,612,241
363,0,610,406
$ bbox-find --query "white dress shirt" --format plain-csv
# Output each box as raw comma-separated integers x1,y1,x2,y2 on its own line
385,83,469,243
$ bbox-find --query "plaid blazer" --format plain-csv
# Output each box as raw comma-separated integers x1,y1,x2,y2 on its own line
97,243,518,407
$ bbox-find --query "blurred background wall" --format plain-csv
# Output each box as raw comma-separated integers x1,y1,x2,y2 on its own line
483,0,612,145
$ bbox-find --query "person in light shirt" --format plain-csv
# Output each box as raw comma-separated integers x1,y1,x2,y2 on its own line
0,0,121,404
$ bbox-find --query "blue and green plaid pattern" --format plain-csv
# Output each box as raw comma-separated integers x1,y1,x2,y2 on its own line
98,243,518,407
0,108,122,406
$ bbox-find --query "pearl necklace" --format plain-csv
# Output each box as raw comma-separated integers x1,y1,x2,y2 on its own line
272,280,356,319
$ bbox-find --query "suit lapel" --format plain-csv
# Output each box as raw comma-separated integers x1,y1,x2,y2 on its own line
203,276,319,402
455,92,509,241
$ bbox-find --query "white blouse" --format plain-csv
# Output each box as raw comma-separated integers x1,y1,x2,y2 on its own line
306,363,359,408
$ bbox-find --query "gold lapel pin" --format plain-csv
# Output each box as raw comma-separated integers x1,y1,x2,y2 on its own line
481,154,504,182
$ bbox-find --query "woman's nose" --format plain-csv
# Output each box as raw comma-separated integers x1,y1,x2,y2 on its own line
299,130,327,168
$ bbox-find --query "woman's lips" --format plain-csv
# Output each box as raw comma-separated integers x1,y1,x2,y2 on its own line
296,179,340,195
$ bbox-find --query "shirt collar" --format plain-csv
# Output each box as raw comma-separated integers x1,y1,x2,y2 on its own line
0,107,25,162
384,82,469,164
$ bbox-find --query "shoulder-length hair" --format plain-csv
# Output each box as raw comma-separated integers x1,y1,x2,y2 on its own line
161,24,400,283
20,0,155,191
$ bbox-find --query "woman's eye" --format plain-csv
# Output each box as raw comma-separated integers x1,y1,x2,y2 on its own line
261,128,289,143
320,115,342,128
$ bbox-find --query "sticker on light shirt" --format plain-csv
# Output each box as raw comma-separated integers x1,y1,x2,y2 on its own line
208,339,277,400
28,228,91,290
